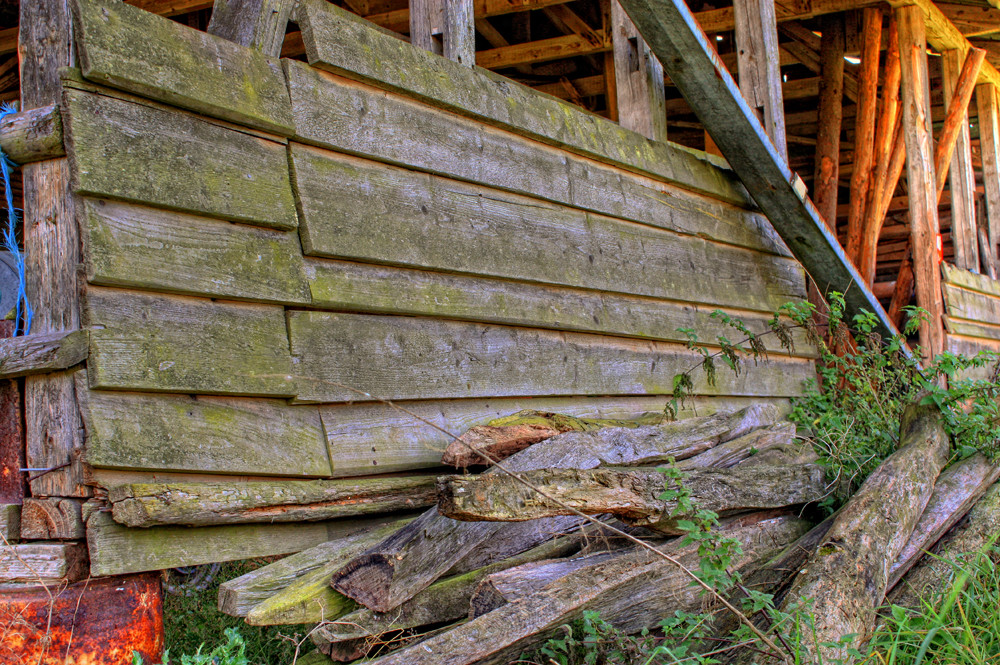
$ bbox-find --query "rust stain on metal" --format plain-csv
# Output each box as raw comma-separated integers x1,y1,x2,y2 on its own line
0,572,164,664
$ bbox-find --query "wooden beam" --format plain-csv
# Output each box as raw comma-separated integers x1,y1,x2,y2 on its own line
733,0,787,158
444,0,476,65
410,0,443,54
978,81,1000,274
0,330,88,379
845,8,882,266
206,0,294,56
813,14,845,230
0,322,24,506
365,0,573,35
779,20,859,103
941,48,984,271
897,4,945,359
0,104,64,165
610,0,666,142
617,0,900,341
476,30,611,69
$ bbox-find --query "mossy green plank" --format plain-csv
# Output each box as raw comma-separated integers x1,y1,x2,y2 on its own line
291,146,804,313
941,262,1000,298
72,0,293,134
289,312,814,403
64,89,297,229
284,64,786,257
942,283,1000,326
79,384,331,476
944,316,1000,342
295,0,746,206
86,510,380,576
81,198,310,304
306,258,815,354
84,287,296,396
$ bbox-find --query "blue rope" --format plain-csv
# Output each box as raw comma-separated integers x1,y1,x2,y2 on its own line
0,102,30,335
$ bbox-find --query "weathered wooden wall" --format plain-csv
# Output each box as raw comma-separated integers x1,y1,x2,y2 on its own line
65,0,815,575
942,261,1000,376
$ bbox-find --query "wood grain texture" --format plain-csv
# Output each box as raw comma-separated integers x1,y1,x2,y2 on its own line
19,497,85,539
288,312,815,403
943,261,1000,297
218,517,414,617
443,0,475,65
79,385,331,477
63,89,297,230
307,258,815,355
109,475,436,527
291,147,804,313
812,14,844,229
978,83,1000,267
610,0,666,143
0,541,87,584
81,198,310,304
0,104,64,165
86,509,385,576
207,0,294,56
733,0,787,157
0,504,19,541
84,287,297,396
0,330,88,379
942,283,1000,325
0,322,24,505
72,0,293,133
942,49,980,271
293,0,748,206
25,370,87,498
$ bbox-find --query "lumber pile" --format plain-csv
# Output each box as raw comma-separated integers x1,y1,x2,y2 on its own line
202,402,1000,664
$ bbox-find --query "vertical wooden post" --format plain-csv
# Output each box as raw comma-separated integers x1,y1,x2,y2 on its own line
845,7,882,264
611,0,667,142
977,82,1000,274
603,52,619,121
813,14,845,231
410,0,444,55
207,0,294,56
20,0,89,499
943,49,980,272
0,321,24,505
443,0,475,66
896,5,945,360
732,0,786,158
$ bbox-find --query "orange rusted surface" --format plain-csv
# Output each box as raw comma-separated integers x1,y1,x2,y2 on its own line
0,572,164,665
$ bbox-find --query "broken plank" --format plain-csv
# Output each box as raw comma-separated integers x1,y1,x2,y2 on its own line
942,260,1000,296
291,146,805,313
438,463,827,526
81,198,310,304
79,386,331,477
84,287,296,396
63,89,297,230
71,0,293,133
288,312,814,403
86,510,391,576
0,542,87,584
616,0,900,342
109,476,436,527
0,104,64,164
218,517,414,618
0,329,88,379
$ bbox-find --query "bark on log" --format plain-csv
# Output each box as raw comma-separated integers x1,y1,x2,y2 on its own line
109,475,437,527
311,534,588,653
331,405,776,612
357,513,810,665
674,421,795,471
889,478,1000,608
775,402,951,663
886,453,999,590
437,463,827,530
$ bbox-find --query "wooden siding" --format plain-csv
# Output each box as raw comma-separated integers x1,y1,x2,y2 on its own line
941,262,1000,378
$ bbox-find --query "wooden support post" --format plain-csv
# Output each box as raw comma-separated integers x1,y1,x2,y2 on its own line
732,0,787,158
943,49,980,272
813,14,845,231
19,0,88,499
977,82,1000,274
0,321,24,506
603,52,619,121
444,0,475,65
410,0,444,55
846,7,882,265
896,4,945,360
207,0,294,56
610,0,666,142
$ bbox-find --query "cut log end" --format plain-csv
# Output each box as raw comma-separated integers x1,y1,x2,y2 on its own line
330,554,398,612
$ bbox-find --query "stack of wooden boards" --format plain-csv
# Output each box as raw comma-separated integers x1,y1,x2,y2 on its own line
204,402,1000,665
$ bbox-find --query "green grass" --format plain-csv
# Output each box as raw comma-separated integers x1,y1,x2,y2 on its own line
163,560,313,665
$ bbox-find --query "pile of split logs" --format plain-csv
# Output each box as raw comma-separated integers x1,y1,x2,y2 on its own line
207,403,1000,665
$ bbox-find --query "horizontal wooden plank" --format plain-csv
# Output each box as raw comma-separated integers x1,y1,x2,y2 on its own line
945,333,1000,381
942,261,1000,298
294,0,748,207
72,0,294,134
0,330,88,379
81,198,310,304
306,258,815,354
289,312,815,404
63,89,298,230
944,316,1000,342
942,283,1000,326
79,384,331,476
83,287,297,396
0,542,87,584
283,63,785,255
292,146,804,313
0,104,65,165
86,509,391,576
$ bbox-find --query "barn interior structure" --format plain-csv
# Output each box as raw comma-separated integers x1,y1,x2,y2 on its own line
2,0,1000,660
